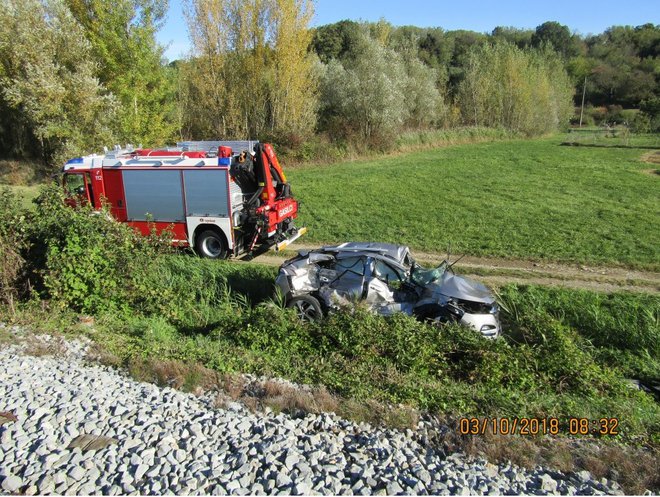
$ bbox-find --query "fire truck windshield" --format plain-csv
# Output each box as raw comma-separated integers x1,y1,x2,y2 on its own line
64,173,92,203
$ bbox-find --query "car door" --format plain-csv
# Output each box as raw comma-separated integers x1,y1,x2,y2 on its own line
364,258,407,311
325,255,368,301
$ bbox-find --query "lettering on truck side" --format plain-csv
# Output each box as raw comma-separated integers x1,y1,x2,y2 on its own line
278,205,293,217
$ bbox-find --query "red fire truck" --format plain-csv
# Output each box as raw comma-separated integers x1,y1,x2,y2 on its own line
61,140,306,258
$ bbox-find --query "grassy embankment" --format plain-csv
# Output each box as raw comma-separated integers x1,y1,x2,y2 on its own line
6,255,657,492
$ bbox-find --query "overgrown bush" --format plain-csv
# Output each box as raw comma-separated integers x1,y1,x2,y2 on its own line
318,28,446,148
0,189,29,308
0,184,171,314
0,0,117,167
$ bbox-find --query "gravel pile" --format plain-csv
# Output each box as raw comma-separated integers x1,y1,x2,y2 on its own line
0,331,626,495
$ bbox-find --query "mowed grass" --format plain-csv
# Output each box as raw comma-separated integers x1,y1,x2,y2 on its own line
288,136,660,270
2,184,41,210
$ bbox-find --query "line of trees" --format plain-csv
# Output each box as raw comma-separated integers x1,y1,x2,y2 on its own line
0,0,658,168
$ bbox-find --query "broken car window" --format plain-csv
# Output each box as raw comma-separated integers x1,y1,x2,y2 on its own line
411,263,447,286
334,256,366,276
373,260,404,284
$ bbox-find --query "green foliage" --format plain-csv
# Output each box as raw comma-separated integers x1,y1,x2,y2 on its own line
457,42,574,135
499,286,660,359
640,97,660,132
531,21,582,59
0,188,29,305
5,185,169,314
0,0,117,166
180,0,318,140
583,24,659,108
311,20,361,63
83,272,659,442
129,255,276,327
318,28,446,147
491,26,533,49
66,0,177,146
2,182,658,442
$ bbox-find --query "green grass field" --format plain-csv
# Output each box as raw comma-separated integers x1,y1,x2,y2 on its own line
289,136,659,270
2,184,41,210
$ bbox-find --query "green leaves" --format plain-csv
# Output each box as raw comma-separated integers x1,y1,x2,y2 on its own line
0,0,117,166
65,0,177,146
319,28,446,147
457,42,574,136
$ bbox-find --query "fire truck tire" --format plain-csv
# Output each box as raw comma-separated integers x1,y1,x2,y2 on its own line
196,229,228,259
286,295,323,322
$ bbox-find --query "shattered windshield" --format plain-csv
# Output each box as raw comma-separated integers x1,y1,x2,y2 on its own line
410,262,448,286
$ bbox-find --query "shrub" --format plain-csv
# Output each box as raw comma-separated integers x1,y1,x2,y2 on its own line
458,42,574,135
12,185,170,314
318,28,446,148
0,188,29,308
640,96,660,132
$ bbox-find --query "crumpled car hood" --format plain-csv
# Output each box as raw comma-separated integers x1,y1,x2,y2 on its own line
433,272,495,303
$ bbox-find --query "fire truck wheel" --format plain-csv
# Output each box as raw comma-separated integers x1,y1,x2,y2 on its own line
286,295,323,322
196,230,228,259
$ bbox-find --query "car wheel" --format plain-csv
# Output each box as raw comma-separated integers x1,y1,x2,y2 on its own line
287,295,323,322
196,230,228,259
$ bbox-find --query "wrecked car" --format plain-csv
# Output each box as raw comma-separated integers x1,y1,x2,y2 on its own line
275,242,501,338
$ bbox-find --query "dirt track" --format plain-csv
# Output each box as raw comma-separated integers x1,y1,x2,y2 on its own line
251,243,660,294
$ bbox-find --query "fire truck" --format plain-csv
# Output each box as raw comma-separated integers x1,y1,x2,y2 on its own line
61,140,306,258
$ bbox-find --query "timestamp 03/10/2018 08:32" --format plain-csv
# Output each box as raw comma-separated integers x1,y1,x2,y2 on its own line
458,417,620,437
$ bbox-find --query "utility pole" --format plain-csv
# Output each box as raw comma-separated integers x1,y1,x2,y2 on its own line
579,75,587,127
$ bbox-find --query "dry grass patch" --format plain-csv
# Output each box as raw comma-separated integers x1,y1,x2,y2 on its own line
640,150,660,165
128,358,220,395
85,341,122,368
122,358,418,430
22,335,67,357
578,445,660,495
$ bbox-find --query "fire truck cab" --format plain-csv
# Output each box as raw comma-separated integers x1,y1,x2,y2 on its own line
61,140,306,258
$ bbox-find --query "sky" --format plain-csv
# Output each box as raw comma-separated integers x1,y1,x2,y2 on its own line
157,0,660,61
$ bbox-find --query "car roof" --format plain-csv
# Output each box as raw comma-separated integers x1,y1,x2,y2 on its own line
320,242,411,266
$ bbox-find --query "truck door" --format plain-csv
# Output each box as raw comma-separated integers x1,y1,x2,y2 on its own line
63,172,93,207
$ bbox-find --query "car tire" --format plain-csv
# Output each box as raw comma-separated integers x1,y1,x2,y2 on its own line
196,230,228,259
287,295,323,322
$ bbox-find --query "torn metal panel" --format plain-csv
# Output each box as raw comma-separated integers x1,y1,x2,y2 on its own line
276,243,502,338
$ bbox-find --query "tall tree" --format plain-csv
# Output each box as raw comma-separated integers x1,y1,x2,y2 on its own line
310,20,360,63
319,28,445,145
182,0,317,139
531,21,581,58
491,26,533,49
458,42,574,135
0,0,116,165
66,0,177,146
270,0,317,135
